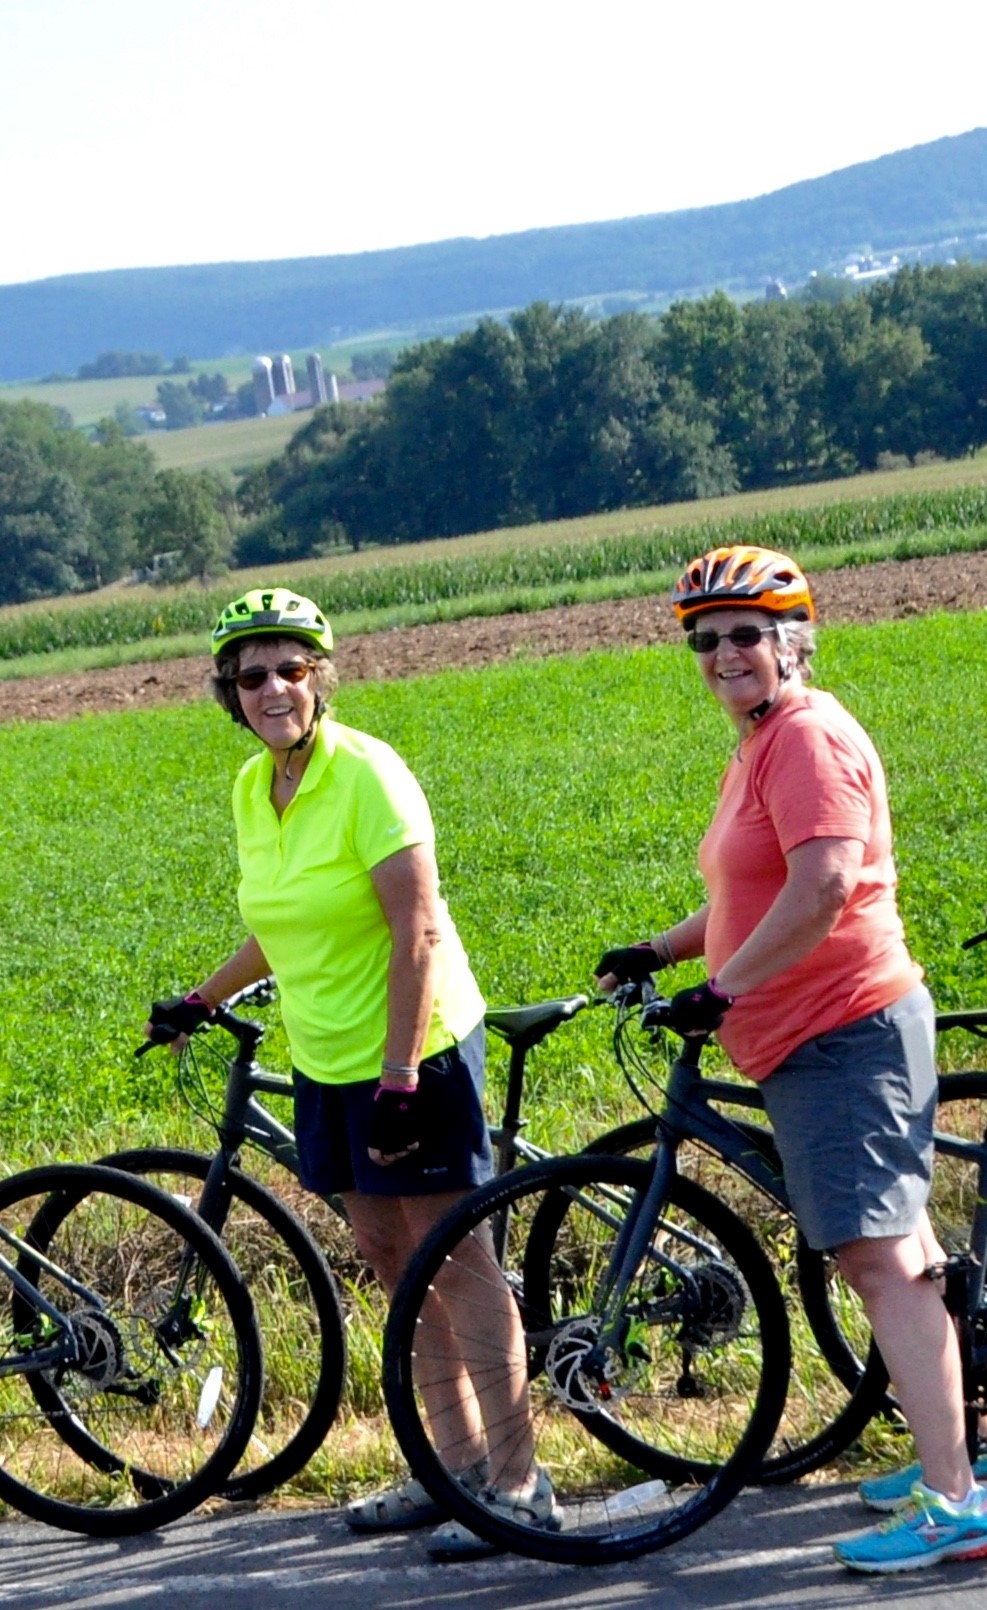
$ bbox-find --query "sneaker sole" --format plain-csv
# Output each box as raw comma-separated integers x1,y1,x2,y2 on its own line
859,1493,914,1514
836,1537,987,1574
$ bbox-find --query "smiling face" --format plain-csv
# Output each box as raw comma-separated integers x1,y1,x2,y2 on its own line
689,607,793,729
234,637,317,754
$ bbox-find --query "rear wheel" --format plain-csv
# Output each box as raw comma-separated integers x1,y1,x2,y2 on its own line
99,1146,347,1500
0,1162,262,1535
384,1154,789,1564
582,1116,890,1480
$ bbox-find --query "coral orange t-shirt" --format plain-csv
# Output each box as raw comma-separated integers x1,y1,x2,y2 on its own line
698,687,922,1081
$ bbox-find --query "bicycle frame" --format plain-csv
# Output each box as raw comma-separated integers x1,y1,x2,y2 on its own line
0,1221,109,1377
171,989,594,1230
167,982,987,1342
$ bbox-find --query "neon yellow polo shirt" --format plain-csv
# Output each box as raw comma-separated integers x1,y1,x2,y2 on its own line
233,719,485,1084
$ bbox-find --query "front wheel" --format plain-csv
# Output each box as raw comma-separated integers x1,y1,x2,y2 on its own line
0,1162,263,1536
384,1154,790,1564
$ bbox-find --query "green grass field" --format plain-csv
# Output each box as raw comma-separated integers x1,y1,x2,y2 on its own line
2,611,986,1495
2,612,984,1160
146,411,307,472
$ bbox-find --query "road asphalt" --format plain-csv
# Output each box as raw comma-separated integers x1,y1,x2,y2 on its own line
2,1481,987,1610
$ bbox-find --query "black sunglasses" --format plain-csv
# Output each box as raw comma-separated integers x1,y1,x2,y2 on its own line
687,624,779,654
234,661,313,691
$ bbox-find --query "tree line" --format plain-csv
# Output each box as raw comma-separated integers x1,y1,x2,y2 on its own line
238,263,987,562
3,262,987,605
0,403,234,604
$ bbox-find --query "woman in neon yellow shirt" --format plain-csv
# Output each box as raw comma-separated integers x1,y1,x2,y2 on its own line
147,587,558,1557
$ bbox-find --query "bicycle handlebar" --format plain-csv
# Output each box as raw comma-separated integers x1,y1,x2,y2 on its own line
134,976,278,1058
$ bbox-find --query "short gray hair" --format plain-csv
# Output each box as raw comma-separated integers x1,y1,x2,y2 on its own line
777,619,817,678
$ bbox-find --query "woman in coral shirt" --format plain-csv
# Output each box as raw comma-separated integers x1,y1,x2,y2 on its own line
596,546,987,1576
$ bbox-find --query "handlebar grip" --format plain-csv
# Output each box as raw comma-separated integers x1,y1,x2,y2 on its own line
134,1021,185,1056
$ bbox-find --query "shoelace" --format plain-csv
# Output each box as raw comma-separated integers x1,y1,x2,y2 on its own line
877,1492,939,1533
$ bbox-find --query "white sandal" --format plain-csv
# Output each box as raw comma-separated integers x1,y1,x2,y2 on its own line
344,1474,444,1532
344,1460,488,1534
428,1466,561,1560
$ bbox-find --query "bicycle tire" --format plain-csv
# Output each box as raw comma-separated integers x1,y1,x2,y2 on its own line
384,1153,789,1564
580,1115,891,1481
99,1146,347,1500
0,1162,263,1536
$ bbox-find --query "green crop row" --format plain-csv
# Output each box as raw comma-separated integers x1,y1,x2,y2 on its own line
4,484,987,661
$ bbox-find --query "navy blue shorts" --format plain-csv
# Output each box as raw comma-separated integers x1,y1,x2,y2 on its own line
292,1020,493,1198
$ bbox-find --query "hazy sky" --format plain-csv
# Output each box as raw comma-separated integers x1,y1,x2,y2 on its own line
2,0,984,288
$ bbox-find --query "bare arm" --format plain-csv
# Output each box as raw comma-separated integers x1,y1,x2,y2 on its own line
655,906,709,966
144,936,271,1052
192,935,272,1010
715,836,865,998
367,842,444,1165
370,842,444,1080
596,905,710,992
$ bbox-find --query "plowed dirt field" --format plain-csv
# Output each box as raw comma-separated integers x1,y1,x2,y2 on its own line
7,551,987,724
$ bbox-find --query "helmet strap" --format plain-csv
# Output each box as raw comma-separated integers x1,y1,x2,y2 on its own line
745,652,795,728
284,696,325,782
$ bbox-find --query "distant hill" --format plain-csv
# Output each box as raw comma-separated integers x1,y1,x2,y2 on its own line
2,129,986,382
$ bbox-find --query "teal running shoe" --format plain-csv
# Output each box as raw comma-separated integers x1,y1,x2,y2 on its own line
836,1483,987,1573
860,1455,987,1512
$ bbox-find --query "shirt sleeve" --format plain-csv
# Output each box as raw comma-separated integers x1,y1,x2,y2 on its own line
755,709,875,854
349,743,435,870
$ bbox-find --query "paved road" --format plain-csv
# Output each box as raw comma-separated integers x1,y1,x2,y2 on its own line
2,1483,986,1610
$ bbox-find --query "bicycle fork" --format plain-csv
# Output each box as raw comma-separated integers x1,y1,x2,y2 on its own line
576,1143,721,1400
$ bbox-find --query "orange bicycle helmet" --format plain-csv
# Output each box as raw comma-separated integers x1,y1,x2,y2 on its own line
672,546,815,628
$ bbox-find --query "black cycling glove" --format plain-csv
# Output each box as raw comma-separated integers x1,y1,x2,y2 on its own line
594,943,660,985
367,1086,421,1158
665,979,735,1037
147,991,214,1042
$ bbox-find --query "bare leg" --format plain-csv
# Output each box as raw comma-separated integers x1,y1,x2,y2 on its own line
837,1221,972,1502
342,1191,535,1489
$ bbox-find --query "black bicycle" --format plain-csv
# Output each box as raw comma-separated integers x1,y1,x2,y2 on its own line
105,984,589,1501
113,978,907,1509
381,974,987,1563
0,1161,263,1535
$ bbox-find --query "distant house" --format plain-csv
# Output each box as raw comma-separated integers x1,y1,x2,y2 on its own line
336,378,386,403
843,253,900,283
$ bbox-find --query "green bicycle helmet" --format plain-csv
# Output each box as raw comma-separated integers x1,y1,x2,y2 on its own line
211,587,333,655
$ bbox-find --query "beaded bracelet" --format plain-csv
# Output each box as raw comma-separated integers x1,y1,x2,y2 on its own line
651,931,677,969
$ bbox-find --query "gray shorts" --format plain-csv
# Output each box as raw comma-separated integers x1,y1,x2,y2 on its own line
757,984,936,1251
